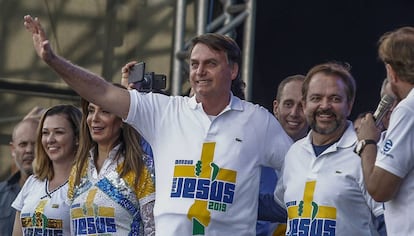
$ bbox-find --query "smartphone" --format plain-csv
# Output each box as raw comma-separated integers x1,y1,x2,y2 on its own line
128,62,145,84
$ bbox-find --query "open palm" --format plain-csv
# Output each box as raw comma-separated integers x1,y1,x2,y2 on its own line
23,15,54,62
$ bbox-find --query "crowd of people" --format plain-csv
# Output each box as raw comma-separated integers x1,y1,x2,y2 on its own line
0,14,412,236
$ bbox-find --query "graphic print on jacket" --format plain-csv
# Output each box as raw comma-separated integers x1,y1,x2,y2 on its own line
170,142,237,235
286,181,337,236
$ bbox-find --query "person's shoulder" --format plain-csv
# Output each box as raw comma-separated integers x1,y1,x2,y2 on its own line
131,90,173,101
152,93,190,105
235,100,279,127
239,99,272,115
0,180,8,192
392,96,414,121
171,94,190,101
23,175,40,186
288,136,308,152
400,92,414,110
0,172,20,191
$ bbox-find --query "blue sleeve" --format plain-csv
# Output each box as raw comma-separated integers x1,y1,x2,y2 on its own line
259,167,277,194
140,137,153,158
374,214,387,236
256,220,271,236
257,167,287,222
258,193,287,223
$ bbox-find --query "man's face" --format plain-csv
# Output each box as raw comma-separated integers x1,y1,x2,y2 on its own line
273,80,308,141
10,121,38,176
304,73,352,137
189,43,238,100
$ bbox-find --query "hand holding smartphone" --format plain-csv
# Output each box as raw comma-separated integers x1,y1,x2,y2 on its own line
128,62,145,84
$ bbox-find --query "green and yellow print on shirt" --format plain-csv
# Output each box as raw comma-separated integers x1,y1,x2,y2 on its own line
286,181,337,235
170,142,237,235
20,199,64,235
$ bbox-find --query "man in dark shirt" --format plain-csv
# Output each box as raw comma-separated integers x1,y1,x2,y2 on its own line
0,117,39,235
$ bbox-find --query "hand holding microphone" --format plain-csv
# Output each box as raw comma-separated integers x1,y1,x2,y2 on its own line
354,94,395,155
372,94,395,127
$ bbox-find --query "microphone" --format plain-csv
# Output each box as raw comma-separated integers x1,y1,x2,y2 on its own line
373,94,395,127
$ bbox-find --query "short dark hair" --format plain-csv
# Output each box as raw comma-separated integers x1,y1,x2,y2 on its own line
188,33,242,67
275,74,305,102
188,33,245,99
303,62,356,105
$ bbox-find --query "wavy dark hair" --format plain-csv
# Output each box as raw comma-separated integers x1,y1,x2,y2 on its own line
73,84,145,186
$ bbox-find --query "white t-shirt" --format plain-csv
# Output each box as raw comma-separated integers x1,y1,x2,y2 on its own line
276,122,384,236
125,91,293,235
12,175,71,235
376,88,414,235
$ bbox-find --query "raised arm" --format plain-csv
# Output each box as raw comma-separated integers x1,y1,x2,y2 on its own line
23,15,130,119
357,113,402,202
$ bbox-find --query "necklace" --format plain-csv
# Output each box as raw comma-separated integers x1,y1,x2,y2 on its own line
41,179,69,199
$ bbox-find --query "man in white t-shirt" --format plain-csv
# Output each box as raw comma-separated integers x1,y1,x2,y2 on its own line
23,15,293,235
275,62,385,235
357,26,414,236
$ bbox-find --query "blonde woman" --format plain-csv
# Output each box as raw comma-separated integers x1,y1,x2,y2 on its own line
12,105,81,235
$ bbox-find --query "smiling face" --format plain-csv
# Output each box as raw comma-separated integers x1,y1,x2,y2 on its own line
41,114,77,163
189,43,238,102
86,103,122,148
273,80,308,141
304,72,353,143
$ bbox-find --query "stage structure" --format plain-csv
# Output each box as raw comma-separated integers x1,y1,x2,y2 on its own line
171,0,256,100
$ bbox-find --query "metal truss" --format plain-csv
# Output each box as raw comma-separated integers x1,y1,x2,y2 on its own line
171,0,256,100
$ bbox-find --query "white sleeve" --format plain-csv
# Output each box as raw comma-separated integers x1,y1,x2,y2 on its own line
376,104,414,178
124,90,171,145
11,175,34,211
